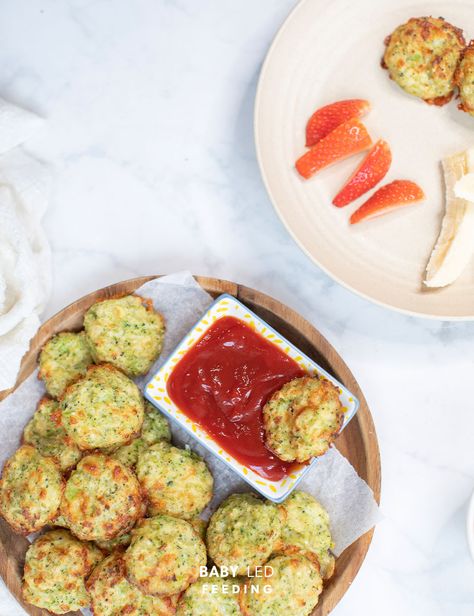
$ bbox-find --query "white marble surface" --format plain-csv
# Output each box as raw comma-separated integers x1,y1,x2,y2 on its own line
0,1,473,614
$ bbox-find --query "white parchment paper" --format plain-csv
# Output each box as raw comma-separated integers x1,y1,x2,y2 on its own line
0,271,379,563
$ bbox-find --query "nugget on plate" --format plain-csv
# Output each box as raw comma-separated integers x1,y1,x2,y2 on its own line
176,576,242,616
455,42,474,115
239,553,322,616
124,515,206,596
383,16,465,105
278,490,335,580
23,397,82,472
22,529,102,614
111,401,171,468
84,294,165,376
136,441,213,519
263,376,344,463
60,364,144,450
60,454,144,542
87,551,179,616
38,331,93,398
0,445,63,534
206,493,281,576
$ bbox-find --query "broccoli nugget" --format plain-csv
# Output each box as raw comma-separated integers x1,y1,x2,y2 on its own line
87,551,179,616
263,376,344,463
239,554,322,616
383,16,465,104
124,515,206,596
0,445,63,534
60,454,144,542
206,493,281,576
136,441,213,519
277,490,335,580
22,529,102,614
84,294,165,377
60,364,144,450
455,42,474,115
23,397,81,472
38,331,93,398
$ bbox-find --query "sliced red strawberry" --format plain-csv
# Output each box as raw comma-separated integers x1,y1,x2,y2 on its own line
306,99,370,147
333,139,392,207
350,180,425,224
296,119,373,180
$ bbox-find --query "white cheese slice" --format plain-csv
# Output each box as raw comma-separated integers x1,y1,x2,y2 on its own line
424,148,474,288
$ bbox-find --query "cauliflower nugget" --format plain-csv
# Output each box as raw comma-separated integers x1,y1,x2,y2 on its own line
136,441,213,519
22,529,102,614
84,294,165,377
177,577,241,616
112,401,171,468
87,552,179,616
263,376,344,463
277,490,335,580
383,17,465,105
60,454,144,542
23,397,81,472
38,331,93,398
239,554,322,616
206,493,281,576
0,445,63,534
124,515,207,596
455,42,474,115
60,364,144,450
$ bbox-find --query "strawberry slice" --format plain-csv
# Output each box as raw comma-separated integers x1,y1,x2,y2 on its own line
306,99,370,147
296,119,373,180
350,180,425,224
333,139,392,207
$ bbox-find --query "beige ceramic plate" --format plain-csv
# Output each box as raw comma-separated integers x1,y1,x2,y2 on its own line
255,0,474,319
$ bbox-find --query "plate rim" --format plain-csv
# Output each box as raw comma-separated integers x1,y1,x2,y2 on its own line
253,0,474,321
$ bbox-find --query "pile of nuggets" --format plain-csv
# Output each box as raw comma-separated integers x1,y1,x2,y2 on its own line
0,293,339,616
383,16,474,115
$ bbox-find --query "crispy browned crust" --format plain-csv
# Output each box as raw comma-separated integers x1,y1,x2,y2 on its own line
455,40,474,113
381,16,465,105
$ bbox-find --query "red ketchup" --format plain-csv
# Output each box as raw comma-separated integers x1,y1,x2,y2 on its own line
167,316,305,481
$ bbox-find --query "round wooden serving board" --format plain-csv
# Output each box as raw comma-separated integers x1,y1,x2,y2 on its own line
0,276,381,616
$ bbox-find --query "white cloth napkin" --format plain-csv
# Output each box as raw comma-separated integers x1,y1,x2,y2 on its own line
0,98,51,391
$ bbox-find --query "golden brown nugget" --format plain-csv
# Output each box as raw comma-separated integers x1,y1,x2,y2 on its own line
22,529,102,614
0,445,63,534
84,294,165,376
124,515,206,596
60,454,144,542
136,441,213,519
23,397,81,472
263,376,344,463
455,42,474,115
277,490,335,580
38,330,93,398
60,364,144,450
383,16,465,105
239,554,322,616
206,493,281,576
87,551,179,616
177,576,241,616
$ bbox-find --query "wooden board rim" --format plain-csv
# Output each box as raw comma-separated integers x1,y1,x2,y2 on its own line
0,275,381,616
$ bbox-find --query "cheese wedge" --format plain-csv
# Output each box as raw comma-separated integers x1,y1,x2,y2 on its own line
424,148,474,288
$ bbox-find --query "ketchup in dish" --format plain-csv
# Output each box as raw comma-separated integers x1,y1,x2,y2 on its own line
167,316,305,481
